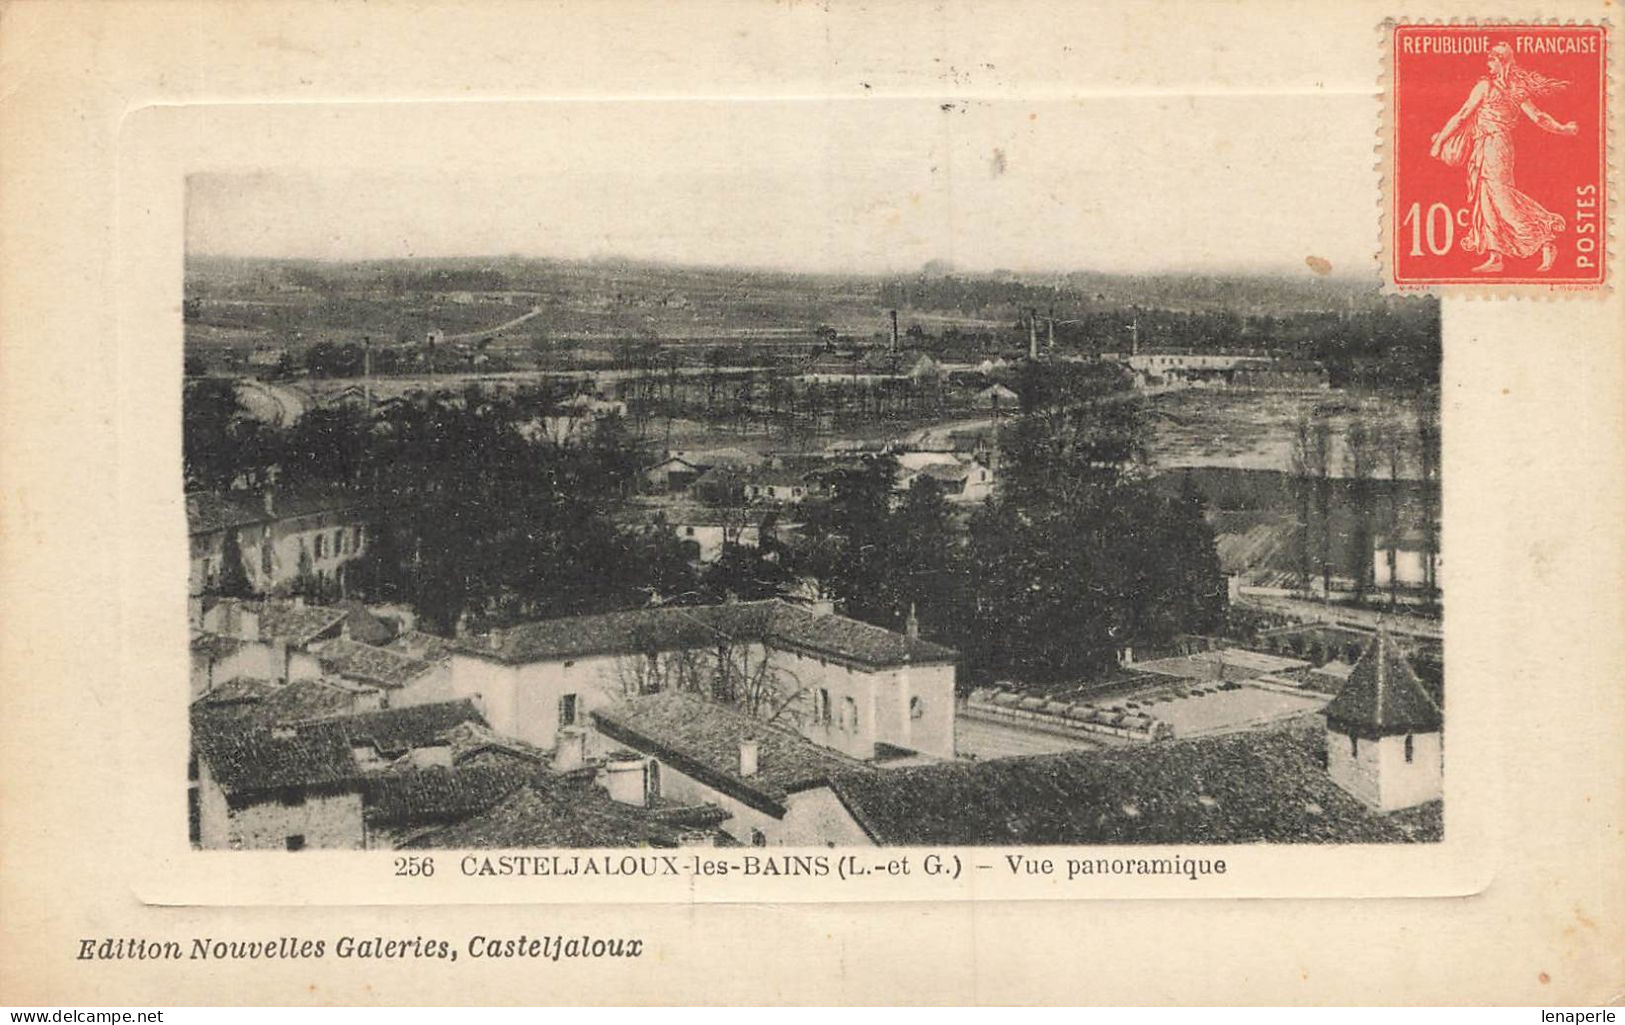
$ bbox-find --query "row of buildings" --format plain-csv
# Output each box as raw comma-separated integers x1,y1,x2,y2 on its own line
190,591,1444,851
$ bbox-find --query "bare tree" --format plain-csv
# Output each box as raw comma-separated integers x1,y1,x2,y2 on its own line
1344,412,1380,603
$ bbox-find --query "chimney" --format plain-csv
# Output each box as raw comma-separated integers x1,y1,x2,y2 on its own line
1028,309,1038,360
738,739,760,778
237,604,260,642
905,603,920,640
1047,309,1056,351
262,485,276,519
553,727,588,772
889,310,899,352
271,639,289,684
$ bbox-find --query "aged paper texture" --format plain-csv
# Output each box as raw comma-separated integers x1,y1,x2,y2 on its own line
2,0,1622,1006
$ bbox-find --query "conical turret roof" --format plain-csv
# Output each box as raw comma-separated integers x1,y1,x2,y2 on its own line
1323,628,1441,737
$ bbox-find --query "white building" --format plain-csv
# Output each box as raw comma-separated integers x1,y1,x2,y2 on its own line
1322,629,1443,812
444,600,958,763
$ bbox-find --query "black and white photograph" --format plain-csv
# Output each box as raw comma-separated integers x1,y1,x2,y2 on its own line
183,102,1444,852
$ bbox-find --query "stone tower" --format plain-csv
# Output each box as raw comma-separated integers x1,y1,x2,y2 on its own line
1323,628,1443,812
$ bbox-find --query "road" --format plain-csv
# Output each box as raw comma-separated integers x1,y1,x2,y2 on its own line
444,306,544,343
235,378,310,426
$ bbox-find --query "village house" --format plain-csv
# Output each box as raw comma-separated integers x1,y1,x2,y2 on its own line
589,691,877,847
187,485,370,598
974,383,1020,409
400,772,712,849
616,501,789,564
821,718,1441,845
896,458,995,504
191,699,538,850
643,448,761,493
1373,530,1443,593
444,599,958,763
1321,629,1443,812
189,598,348,697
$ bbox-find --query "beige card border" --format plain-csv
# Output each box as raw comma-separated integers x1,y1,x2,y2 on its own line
121,100,1490,907
2,0,1621,1005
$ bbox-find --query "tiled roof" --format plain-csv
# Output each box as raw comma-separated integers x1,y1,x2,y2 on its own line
336,600,396,646
193,699,486,796
463,600,957,670
186,492,266,535
312,637,435,689
591,691,873,816
186,487,366,536
192,676,372,725
364,761,539,829
402,778,691,849
441,720,548,767
385,629,457,663
830,723,1443,845
190,632,247,660
1322,630,1442,737
207,599,348,646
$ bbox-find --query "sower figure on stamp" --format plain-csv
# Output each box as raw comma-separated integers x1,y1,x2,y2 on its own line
1430,41,1578,273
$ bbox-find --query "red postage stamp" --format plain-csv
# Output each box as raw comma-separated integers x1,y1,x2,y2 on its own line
1390,23,1608,290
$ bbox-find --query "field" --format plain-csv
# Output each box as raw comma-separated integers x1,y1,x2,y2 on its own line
1147,389,1431,478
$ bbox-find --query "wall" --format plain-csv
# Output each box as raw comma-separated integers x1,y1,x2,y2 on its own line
225,787,366,850
449,651,629,749
1325,726,1385,808
637,757,784,846
389,662,456,708
195,759,232,850
772,649,956,760
1376,731,1443,811
780,787,876,846
777,648,881,760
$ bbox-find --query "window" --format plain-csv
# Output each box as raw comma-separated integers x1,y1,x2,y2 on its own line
1405,734,1415,763
750,829,767,847
843,696,858,732
353,526,363,550
814,688,831,725
314,534,326,558
333,529,344,554
285,835,306,851
909,696,924,720
1350,736,1359,757
559,693,578,727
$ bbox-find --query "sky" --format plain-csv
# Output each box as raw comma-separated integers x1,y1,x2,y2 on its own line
187,94,1380,277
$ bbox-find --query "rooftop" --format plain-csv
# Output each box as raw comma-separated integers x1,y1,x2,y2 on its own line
592,691,874,816
385,629,458,663
402,778,691,849
311,637,437,690
462,600,957,670
364,760,539,830
1322,630,1442,737
193,699,486,796
831,723,1442,845
186,486,366,536
192,676,374,725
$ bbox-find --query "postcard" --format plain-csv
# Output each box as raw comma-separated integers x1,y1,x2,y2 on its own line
1,0,1619,1006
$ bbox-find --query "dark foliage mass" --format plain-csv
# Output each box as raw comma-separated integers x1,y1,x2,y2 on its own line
186,357,1226,683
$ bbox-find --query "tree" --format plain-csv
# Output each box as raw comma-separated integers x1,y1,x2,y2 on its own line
1344,413,1381,602
214,527,254,598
